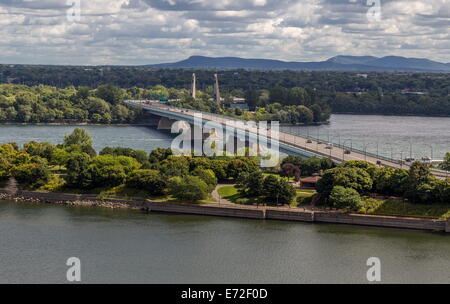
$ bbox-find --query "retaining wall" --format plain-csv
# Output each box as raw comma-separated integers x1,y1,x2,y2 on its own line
265,209,314,222
314,212,445,231
145,201,265,219
1,190,448,232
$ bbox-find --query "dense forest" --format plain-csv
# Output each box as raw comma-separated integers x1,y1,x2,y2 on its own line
1,65,449,116
0,84,330,124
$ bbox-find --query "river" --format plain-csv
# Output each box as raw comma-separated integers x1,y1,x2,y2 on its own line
0,200,449,284
0,114,449,283
0,114,449,159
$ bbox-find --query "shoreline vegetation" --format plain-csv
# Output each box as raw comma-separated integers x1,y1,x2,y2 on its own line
0,128,449,230
0,83,331,126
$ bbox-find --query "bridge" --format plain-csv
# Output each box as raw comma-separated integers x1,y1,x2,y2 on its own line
126,100,449,179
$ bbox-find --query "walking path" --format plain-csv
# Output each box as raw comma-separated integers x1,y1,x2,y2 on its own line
211,184,235,205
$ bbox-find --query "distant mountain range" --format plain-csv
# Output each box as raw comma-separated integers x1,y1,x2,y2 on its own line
146,55,450,72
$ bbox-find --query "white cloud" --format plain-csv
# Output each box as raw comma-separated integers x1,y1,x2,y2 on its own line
0,0,448,65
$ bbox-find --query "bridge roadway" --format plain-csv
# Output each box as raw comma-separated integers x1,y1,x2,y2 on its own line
126,101,449,179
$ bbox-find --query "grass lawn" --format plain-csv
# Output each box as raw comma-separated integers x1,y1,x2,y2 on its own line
218,185,239,198
359,198,450,219
298,189,317,193
217,185,249,204
296,190,315,199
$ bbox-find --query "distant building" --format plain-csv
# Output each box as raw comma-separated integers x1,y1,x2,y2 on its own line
229,97,249,111
300,175,321,188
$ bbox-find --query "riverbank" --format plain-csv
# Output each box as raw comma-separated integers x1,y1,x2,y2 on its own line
0,122,150,126
2,189,449,234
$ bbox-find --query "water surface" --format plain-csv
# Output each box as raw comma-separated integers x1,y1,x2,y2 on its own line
0,201,449,284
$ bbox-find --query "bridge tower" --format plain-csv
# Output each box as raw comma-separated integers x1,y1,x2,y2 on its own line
191,73,197,99
214,74,221,104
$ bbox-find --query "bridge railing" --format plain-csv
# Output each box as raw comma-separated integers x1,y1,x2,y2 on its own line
128,101,450,174
132,101,400,161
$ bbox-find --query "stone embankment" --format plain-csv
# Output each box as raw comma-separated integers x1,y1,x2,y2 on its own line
1,189,449,233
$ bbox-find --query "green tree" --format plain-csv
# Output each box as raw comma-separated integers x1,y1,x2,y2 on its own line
149,148,173,163
64,128,94,147
95,84,124,105
23,141,55,161
168,175,209,202
404,161,434,203
159,156,190,177
191,168,218,192
12,159,50,189
127,169,166,195
317,167,373,198
339,160,378,180
65,152,92,188
296,105,314,124
227,158,259,179
440,153,450,171
236,171,264,197
87,155,140,188
329,186,362,211
263,175,296,205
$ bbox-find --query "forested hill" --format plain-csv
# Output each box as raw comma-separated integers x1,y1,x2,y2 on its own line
1,65,449,95
147,55,450,72
0,66,449,117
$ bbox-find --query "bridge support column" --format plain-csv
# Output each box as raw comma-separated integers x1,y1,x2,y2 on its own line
157,117,178,130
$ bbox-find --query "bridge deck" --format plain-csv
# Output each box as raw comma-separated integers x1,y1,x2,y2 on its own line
126,101,449,179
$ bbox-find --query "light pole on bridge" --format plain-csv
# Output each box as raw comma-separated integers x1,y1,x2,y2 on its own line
385,143,395,162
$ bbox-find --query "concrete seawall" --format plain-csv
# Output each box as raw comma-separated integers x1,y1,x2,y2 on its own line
1,189,449,233
265,209,314,222
146,201,264,219
313,212,445,231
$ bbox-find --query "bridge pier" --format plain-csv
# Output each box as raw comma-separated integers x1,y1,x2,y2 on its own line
157,117,180,130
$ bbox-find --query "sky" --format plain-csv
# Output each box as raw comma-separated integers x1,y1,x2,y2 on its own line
0,0,449,65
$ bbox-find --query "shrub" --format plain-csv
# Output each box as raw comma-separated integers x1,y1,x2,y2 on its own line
329,186,362,211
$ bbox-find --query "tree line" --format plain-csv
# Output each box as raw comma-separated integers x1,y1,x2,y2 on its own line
1,65,449,117
0,129,272,202
313,160,450,210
